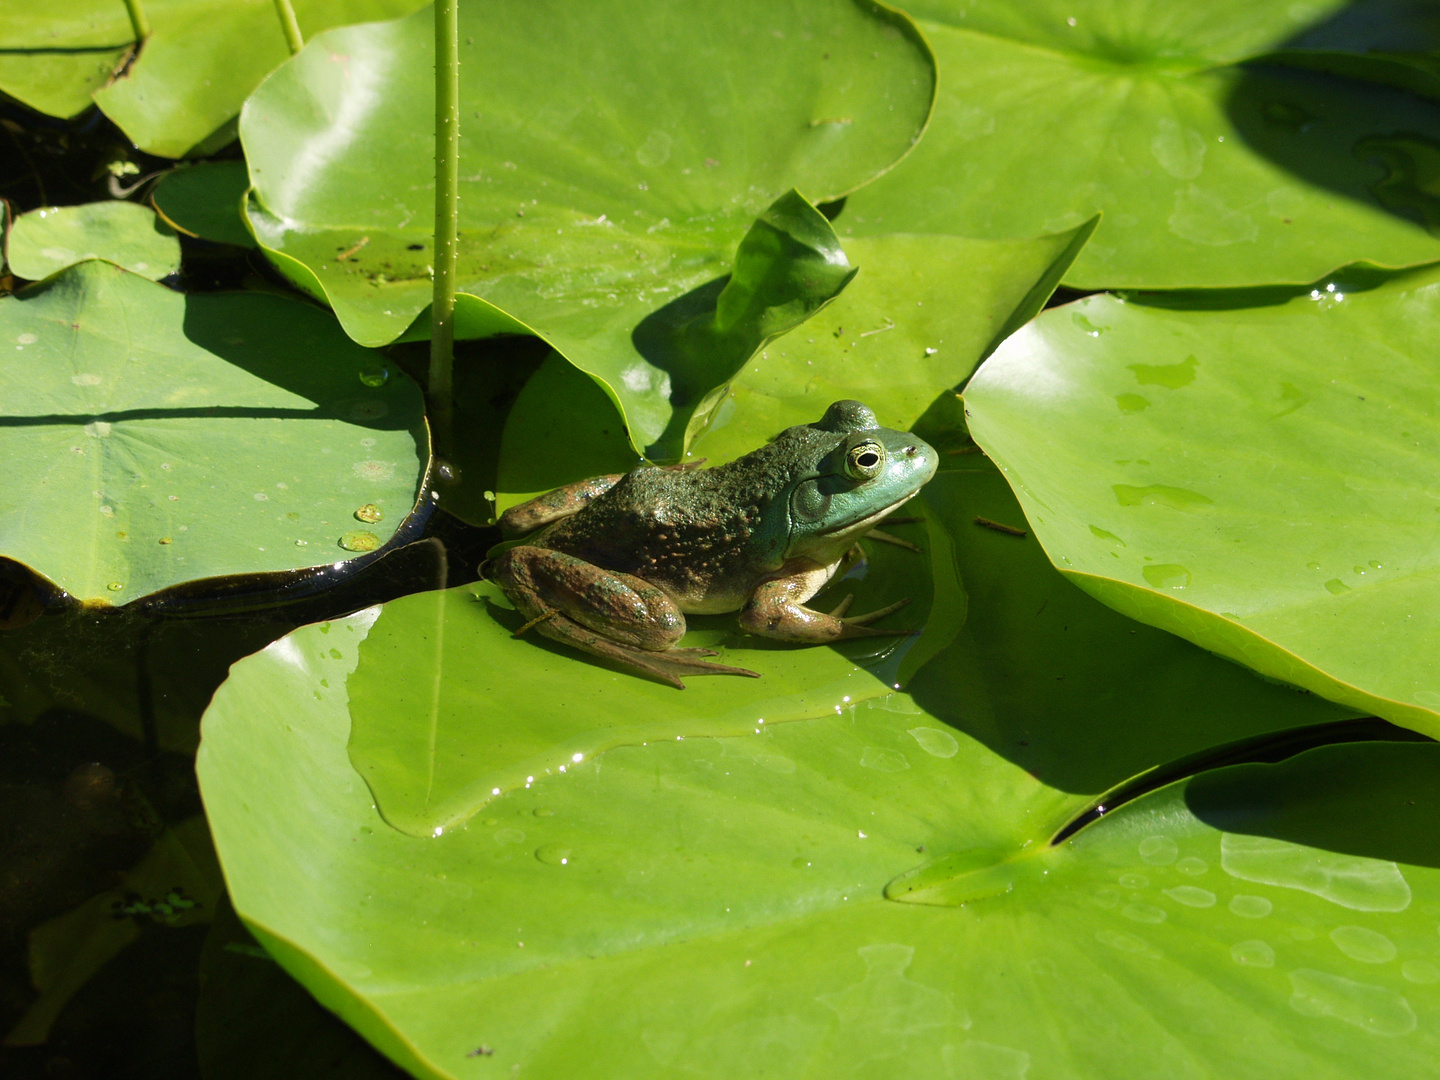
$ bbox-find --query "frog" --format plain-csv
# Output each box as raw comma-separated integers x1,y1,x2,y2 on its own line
487,400,938,688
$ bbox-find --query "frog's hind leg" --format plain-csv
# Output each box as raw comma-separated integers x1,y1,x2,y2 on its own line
530,616,759,689
493,546,759,688
498,474,625,538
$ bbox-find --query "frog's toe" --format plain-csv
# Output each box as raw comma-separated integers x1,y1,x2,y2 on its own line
845,597,912,626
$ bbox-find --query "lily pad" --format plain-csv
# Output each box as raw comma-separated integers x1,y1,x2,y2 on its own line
241,0,934,454
488,218,1097,520
346,498,955,836
0,5,126,119
963,263,1440,738
0,260,427,604
840,0,1440,288
5,201,181,282
0,0,429,154
198,582,1428,1079
151,161,256,248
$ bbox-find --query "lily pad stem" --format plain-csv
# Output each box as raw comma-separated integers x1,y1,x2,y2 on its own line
271,0,305,55
429,0,460,447
123,0,150,41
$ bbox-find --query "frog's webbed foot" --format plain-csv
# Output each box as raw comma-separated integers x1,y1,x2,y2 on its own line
529,613,758,689
741,577,917,643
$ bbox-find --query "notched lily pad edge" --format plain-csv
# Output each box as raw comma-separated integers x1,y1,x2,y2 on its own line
1055,566,1440,740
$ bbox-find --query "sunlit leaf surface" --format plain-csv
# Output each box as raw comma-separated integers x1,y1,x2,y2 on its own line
965,262,1440,737
841,0,1440,288
6,202,181,282
0,262,427,604
241,0,934,454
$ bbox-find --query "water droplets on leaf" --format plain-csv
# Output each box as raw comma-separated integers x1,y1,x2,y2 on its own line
1164,886,1216,908
534,844,571,866
359,363,390,387
1329,926,1397,964
354,504,383,523
1221,834,1412,912
1230,895,1273,918
1288,969,1416,1035
339,531,381,552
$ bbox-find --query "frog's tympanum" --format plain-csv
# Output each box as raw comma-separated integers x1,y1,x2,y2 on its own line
489,401,938,687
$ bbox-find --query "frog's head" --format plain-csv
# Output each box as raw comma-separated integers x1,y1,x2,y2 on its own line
776,400,938,564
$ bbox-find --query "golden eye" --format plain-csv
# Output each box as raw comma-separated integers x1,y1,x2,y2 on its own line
846,441,885,480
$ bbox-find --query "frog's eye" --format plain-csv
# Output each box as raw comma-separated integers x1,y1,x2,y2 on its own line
845,441,885,480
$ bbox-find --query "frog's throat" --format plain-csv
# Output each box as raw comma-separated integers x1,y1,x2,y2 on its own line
815,491,918,540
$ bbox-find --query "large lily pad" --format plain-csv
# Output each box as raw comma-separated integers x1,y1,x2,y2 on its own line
0,0,429,156
6,201,181,282
198,563,1419,1079
839,0,1440,288
0,260,427,604
488,219,1097,519
241,0,934,455
964,263,1440,738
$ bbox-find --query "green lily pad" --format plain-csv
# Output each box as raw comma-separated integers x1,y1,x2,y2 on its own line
690,221,1098,465
840,0,1440,288
346,496,955,836
152,161,256,248
198,572,1431,1079
963,263,1440,738
488,217,1097,521
0,5,127,119
241,0,934,454
0,261,427,604
5,201,181,282
0,1,428,153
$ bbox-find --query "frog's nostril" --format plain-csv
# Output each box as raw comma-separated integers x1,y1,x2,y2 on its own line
905,445,917,456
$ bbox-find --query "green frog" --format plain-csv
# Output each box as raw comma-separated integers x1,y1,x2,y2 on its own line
488,400,938,687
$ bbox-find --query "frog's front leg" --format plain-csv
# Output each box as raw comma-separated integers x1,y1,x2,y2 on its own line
491,546,759,688
498,475,624,538
738,562,912,643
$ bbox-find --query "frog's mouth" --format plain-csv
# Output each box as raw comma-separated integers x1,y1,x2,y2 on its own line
817,491,918,538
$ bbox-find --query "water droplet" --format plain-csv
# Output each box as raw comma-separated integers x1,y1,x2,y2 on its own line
1223,833,1411,911
1306,561,1321,570
1143,564,1191,589
1164,886,1216,908
1119,873,1149,889
1353,565,1367,575
1325,578,1351,595
1288,968,1416,1035
106,581,123,592
1121,902,1167,924
359,362,390,387
158,536,172,545
338,530,381,552
354,503,383,523
1113,484,1213,511
1176,856,1209,876
1089,525,1126,545
533,807,555,817
1402,959,1440,984
1329,925,1397,963
1263,100,1314,130
1127,356,1197,389
1229,895,1273,918
1115,393,1151,413
253,492,268,501
859,747,909,772
1072,312,1105,336
1138,835,1179,864
295,539,308,546
907,727,958,758
792,857,810,869
1231,939,1275,967
1095,929,1161,959
1369,560,1382,569
1354,133,1440,236
16,333,37,345
534,844,571,866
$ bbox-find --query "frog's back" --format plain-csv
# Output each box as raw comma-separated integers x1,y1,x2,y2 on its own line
535,449,797,613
